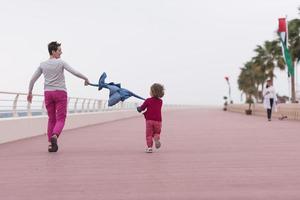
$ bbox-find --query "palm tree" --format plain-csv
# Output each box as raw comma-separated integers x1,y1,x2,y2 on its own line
238,62,258,108
289,19,300,63
250,58,268,102
252,40,285,101
253,40,285,81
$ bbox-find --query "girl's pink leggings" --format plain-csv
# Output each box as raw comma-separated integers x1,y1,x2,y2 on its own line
146,120,162,148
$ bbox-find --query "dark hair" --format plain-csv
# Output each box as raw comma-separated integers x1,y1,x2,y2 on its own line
48,41,61,55
151,83,164,98
266,80,272,88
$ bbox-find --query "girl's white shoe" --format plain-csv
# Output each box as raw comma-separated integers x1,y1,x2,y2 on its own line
154,140,161,149
145,147,153,153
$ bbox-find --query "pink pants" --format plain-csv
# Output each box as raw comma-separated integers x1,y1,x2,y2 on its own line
44,90,68,142
146,120,162,148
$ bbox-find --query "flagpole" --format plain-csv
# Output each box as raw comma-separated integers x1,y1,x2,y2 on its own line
285,15,296,102
224,77,232,104
288,73,291,102
295,60,298,101
279,17,291,102
286,15,292,102
286,15,289,44
288,14,299,101
286,15,294,100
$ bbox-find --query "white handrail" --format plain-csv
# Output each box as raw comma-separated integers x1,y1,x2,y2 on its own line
0,91,138,118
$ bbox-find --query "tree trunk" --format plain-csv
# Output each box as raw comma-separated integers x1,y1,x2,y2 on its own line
255,85,259,102
291,60,298,103
291,75,296,102
270,71,275,83
260,83,264,103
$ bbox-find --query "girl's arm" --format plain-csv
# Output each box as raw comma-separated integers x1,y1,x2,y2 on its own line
137,99,148,112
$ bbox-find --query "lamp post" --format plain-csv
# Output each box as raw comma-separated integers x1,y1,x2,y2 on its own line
225,76,232,104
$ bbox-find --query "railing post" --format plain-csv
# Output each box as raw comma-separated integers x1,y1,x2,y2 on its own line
98,100,103,111
74,98,78,113
81,99,86,113
12,94,19,117
87,99,91,112
67,97,71,114
92,100,97,112
42,100,46,115
27,95,32,117
97,100,102,112
102,100,107,111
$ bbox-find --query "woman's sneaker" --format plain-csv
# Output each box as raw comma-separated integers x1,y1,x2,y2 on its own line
48,136,58,153
145,147,153,153
154,140,161,149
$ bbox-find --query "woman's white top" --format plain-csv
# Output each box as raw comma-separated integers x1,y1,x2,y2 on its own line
263,85,277,110
263,86,276,99
28,59,88,93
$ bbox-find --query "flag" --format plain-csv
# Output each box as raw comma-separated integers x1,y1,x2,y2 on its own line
278,18,294,76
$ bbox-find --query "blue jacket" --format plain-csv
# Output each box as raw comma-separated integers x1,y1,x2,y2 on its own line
89,72,145,106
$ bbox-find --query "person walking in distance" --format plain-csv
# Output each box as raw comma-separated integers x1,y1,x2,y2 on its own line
263,80,277,121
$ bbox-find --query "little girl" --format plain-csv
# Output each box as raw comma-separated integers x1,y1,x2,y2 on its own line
137,83,164,153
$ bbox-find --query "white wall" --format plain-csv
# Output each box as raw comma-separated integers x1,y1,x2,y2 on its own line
0,110,139,144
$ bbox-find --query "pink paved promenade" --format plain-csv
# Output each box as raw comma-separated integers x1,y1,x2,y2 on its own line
1,108,300,200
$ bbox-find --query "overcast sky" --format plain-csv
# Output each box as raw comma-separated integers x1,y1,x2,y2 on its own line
0,0,299,105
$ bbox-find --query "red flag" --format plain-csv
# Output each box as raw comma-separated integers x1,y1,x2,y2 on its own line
278,18,286,32
278,18,294,76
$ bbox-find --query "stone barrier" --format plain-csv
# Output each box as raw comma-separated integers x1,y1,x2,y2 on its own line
227,103,300,120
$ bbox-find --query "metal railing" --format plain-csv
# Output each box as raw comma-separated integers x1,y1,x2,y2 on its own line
0,91,138,118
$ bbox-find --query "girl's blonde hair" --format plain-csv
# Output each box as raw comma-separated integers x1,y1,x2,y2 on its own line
151,83,164,98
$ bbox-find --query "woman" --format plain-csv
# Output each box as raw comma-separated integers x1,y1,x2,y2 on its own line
27,41,89,152
263,80,277,121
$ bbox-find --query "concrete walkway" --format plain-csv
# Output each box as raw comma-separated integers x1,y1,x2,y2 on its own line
1,108,300,200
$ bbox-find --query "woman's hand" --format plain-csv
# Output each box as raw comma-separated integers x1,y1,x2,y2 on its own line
84,79,90,86
27,93,33,103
